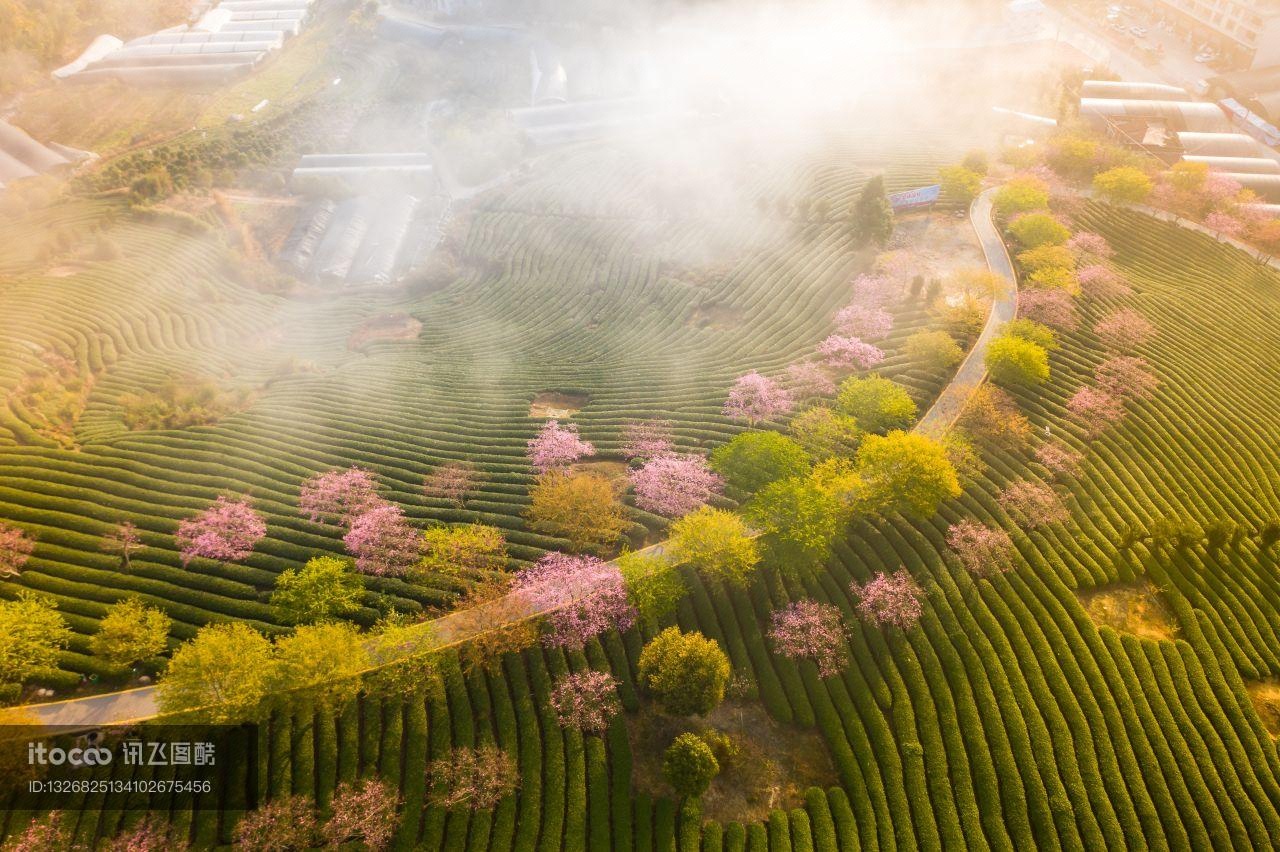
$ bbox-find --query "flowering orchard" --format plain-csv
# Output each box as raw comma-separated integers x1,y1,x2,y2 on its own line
176,497,266,566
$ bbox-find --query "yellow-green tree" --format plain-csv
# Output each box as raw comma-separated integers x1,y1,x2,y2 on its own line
271,556,364,625
667,507,760,587
157,623,277,724
526,471,626,553
89,598,171,669
856,431,961,518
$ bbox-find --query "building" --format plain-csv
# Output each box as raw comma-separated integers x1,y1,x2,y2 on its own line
1143,0,1280,69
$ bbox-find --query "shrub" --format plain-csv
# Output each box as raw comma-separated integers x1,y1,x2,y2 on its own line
835,375,917,433
710,432,811,494
663,733,720,798
1093,166,1152,203
638,627,731,716
986,334,1050,387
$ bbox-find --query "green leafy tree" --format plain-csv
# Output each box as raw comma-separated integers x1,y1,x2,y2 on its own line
1008,213,1070,248
88,598,171,669
905,330,963,372
667,507,760,587
271,556,364,625
851,175,894,247
835,375,917,433
985,334,1050,387
638,627,731,716
856,431,961,518
992,175,1050,217
788,406,861,459
939,165,982,204
274,621,370,710
418,524,506,577
709,432,811,494
617,550,687,626
746,475,849,571
663,733,720,798
1093,166,1153,204
1045,135,1099,181
0,593,71,688
156,623,278,723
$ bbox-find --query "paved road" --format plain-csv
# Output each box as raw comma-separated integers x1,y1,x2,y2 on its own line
21,192,1017,729
916,189,1018,438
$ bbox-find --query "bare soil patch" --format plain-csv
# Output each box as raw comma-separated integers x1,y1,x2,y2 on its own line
627,698,837,825
689,301,744,330
1078,578,1177,642
1245,681,1280,738
46,264,88,278
894,210,985,286
530,392,587,418
348,313,423,350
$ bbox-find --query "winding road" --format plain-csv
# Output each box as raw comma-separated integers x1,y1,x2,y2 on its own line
18,188,1018,729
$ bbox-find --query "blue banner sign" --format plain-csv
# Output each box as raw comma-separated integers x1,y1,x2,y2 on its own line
888,184,941,209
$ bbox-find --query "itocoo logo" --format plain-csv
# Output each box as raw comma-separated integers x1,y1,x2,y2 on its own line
27,742,113,766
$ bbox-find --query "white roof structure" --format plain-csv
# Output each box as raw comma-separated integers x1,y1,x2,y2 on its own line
54,0,317,86
0,121,85,191
1181,155,1280,174
1080,98,1232,133
1176,131,1267,157
1081,80,1192,101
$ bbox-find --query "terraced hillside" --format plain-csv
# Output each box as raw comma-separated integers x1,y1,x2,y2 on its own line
0,129,961,679
12,190,1280,851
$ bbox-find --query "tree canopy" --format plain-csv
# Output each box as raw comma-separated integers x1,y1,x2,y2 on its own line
638,627,731,716
709,431,811,494
271,556,364,625
835,375,917,434
856,431,961,518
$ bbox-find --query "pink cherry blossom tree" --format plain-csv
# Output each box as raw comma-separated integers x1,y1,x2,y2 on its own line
428,745,519,810
176,496,267,566
723,371,793,424
1096,356,1159,401
999,480,1069,528
1018,289,1078,331
548,669,622,732
630,454,723,518
233,796,318,850
527,420,594,473
818,335,886,370
768,599,848,677
1068,386,1127,437
1066,231,1113,260
621,420,675,460
423,461,481,508
5,812,71,852
513,553,636,650
946,520,1016,578
851,569,924,630
851,273,899,307
1202,172,1244,209
785,361,836,397
107,817,174,852
299,466,382,526
0,522,35,577
343,503,419,576
1204,211,1245,238
1095,309,1155,352
834,303,894,340
1034,442,1084,478
1076,265,1132,301
101,521,143,570
323,778,401,851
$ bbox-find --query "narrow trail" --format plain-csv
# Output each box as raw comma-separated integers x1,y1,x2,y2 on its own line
20,188,1018,728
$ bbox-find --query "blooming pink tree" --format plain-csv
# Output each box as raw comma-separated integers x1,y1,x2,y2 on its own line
233,796,318,850
851,273,899,307
834,303,893,340
1095,309,1155,352
5,812,71,852
784,361,836,397
768,599,848,677
513,553,636,650
1034,442,1084,478
1076,265,1132,301
323,778,401,851
527,420,594,473
423,461,481,508
107,817,173,852
1204,211,1245,238
428,745,519,810
1068,386,1127,437
851,569,924,629
818,335,886,370
0,522,35,577
630,454,723,518
299,466,382,526
999,480,1069,528
343,503,419,576
621,420,675,460
1018,289,1078,331
1202,172,1244,210
1096,356,1159,401
946,520,1016,577
723,371,793,424
1066,231,1113,260
176,497,267,566
548,669,622,732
